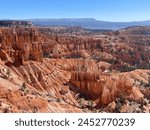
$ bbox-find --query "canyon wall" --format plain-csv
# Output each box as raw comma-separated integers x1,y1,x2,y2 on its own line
0,28,43,67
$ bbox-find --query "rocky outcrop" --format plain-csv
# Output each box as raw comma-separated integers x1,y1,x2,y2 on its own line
0,20,32,27
70,70,150,106
0,28,43,66
0,59,81,112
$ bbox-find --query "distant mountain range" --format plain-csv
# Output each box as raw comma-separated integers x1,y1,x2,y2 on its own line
29,18,150,30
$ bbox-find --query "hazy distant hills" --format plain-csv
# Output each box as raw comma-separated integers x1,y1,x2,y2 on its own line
1,18,150,30
29,18,150,30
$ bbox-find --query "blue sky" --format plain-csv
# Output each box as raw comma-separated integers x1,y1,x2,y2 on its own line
0,0,150,22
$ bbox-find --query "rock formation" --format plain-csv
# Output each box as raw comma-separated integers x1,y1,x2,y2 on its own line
0,26,150,113
0,20,32,27
0,28,43,67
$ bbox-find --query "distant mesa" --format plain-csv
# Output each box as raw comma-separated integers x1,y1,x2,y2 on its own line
1,19,150,30
0,20,32,27
29,18,150,30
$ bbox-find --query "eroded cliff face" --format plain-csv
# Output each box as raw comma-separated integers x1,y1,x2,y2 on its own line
0,28,43,67
70,70,150,106
0,59,82,112
0,27,150,113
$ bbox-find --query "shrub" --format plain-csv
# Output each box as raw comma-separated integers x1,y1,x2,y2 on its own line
88,101,94,109
20,82,26,91
79,98,84,108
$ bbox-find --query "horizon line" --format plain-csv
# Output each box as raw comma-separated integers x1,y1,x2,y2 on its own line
0,18,150,23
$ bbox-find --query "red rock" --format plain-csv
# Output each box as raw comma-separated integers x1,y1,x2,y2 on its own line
0,27,150,113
